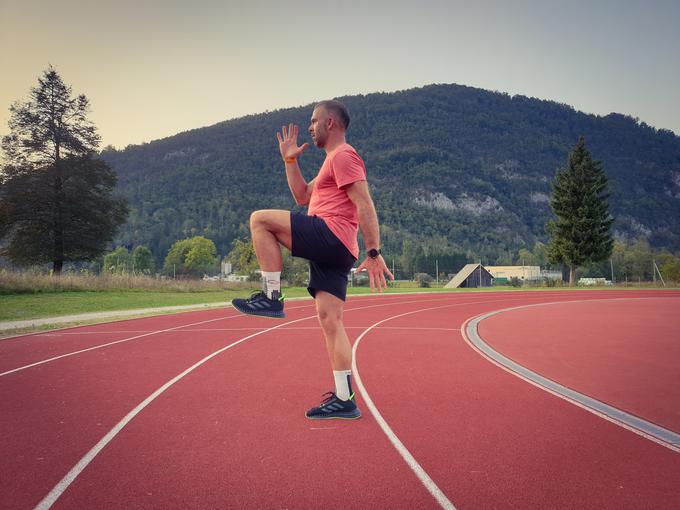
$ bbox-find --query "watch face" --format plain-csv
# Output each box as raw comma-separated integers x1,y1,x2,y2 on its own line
368,249,380,259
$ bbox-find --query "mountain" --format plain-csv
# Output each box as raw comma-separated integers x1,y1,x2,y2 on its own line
101,83,680,264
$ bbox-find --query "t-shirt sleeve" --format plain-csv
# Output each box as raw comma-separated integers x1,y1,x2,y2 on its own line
332,149,367,189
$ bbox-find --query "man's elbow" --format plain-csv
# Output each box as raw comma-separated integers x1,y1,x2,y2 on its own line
295,192,311,206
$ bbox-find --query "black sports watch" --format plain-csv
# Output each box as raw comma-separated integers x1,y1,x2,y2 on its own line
367,248,381,259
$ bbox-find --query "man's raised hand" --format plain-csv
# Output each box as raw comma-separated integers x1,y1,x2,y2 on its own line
276,123,309,162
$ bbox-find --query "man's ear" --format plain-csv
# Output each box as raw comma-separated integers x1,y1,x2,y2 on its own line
326,116,335,130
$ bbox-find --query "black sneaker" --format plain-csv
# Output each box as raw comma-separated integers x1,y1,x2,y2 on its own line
305,392,362,420
232,290,285,318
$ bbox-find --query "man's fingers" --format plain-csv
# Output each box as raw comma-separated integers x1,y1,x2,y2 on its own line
379,272,388,290
298,143,309,155
276,132,283,144
282,126,288,139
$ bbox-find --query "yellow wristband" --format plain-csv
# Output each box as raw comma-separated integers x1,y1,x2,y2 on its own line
284,157,297,164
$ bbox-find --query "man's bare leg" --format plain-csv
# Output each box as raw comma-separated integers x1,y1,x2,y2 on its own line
315,291,351,369
249,209,292,271
315,290,355,402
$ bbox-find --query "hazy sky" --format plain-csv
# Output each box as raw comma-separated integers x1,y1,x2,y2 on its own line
1,0,679,150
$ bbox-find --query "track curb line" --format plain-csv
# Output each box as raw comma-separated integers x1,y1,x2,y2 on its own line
462,297,680,452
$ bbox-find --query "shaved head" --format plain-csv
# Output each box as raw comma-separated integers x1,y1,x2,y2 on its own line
315,100,350,131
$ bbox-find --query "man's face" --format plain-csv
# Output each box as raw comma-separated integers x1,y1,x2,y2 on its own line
309,106,329,148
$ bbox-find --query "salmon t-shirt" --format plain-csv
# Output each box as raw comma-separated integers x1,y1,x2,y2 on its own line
307,143,367,259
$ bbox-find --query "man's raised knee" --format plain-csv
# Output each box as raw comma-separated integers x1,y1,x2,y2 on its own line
250,210,266,230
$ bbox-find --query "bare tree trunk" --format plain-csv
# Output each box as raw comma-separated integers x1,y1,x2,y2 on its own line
569,265,575,286
52,144,64,275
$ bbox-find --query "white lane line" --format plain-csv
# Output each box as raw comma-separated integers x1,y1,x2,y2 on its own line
32,313,318,510
352,303,460,510
461,297,680,453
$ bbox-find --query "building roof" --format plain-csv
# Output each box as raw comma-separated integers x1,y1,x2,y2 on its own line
445,263,492,288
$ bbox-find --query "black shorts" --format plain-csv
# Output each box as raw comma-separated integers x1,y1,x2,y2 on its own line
290,212,357,301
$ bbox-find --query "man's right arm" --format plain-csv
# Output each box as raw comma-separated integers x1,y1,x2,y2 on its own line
277,123,312,205
284,160,314,206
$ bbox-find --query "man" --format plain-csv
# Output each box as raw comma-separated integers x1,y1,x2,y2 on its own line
232,100,393,420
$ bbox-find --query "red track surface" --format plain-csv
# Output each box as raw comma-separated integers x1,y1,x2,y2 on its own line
1,290,679,509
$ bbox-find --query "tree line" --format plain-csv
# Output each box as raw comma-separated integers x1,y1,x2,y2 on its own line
100,81,680,262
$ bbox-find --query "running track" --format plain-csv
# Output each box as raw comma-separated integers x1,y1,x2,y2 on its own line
1,290,679,509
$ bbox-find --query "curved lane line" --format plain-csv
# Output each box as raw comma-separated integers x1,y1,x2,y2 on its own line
352,303,461,510
462,297,680,452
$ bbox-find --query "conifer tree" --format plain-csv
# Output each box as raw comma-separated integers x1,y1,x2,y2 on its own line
547,137,614,285
0,66,128,273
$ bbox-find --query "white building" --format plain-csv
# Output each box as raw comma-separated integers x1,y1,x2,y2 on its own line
485,266,562,282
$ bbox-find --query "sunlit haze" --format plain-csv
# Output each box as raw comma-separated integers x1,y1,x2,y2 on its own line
1,0,679,150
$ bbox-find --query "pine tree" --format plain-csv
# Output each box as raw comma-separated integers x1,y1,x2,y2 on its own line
0,66,128,273
546,137,614,285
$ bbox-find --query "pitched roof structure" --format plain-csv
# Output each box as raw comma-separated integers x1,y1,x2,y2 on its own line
445,263,493,288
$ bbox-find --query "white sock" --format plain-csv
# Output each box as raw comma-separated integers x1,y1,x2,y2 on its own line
262,271,281,299
333,370,353,401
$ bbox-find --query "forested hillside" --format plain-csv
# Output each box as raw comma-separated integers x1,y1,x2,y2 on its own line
101,84,680,266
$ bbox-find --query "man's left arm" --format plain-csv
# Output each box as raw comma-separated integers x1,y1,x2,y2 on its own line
345,180,394,292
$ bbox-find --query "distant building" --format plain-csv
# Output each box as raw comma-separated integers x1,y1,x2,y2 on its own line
486,265,540,282
445,263,493,288
486,265,562,283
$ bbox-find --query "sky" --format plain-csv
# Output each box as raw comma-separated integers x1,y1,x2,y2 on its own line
1,0,679,150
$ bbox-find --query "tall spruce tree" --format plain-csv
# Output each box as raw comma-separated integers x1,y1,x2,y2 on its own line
546,137,614,285
0,66,128,273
